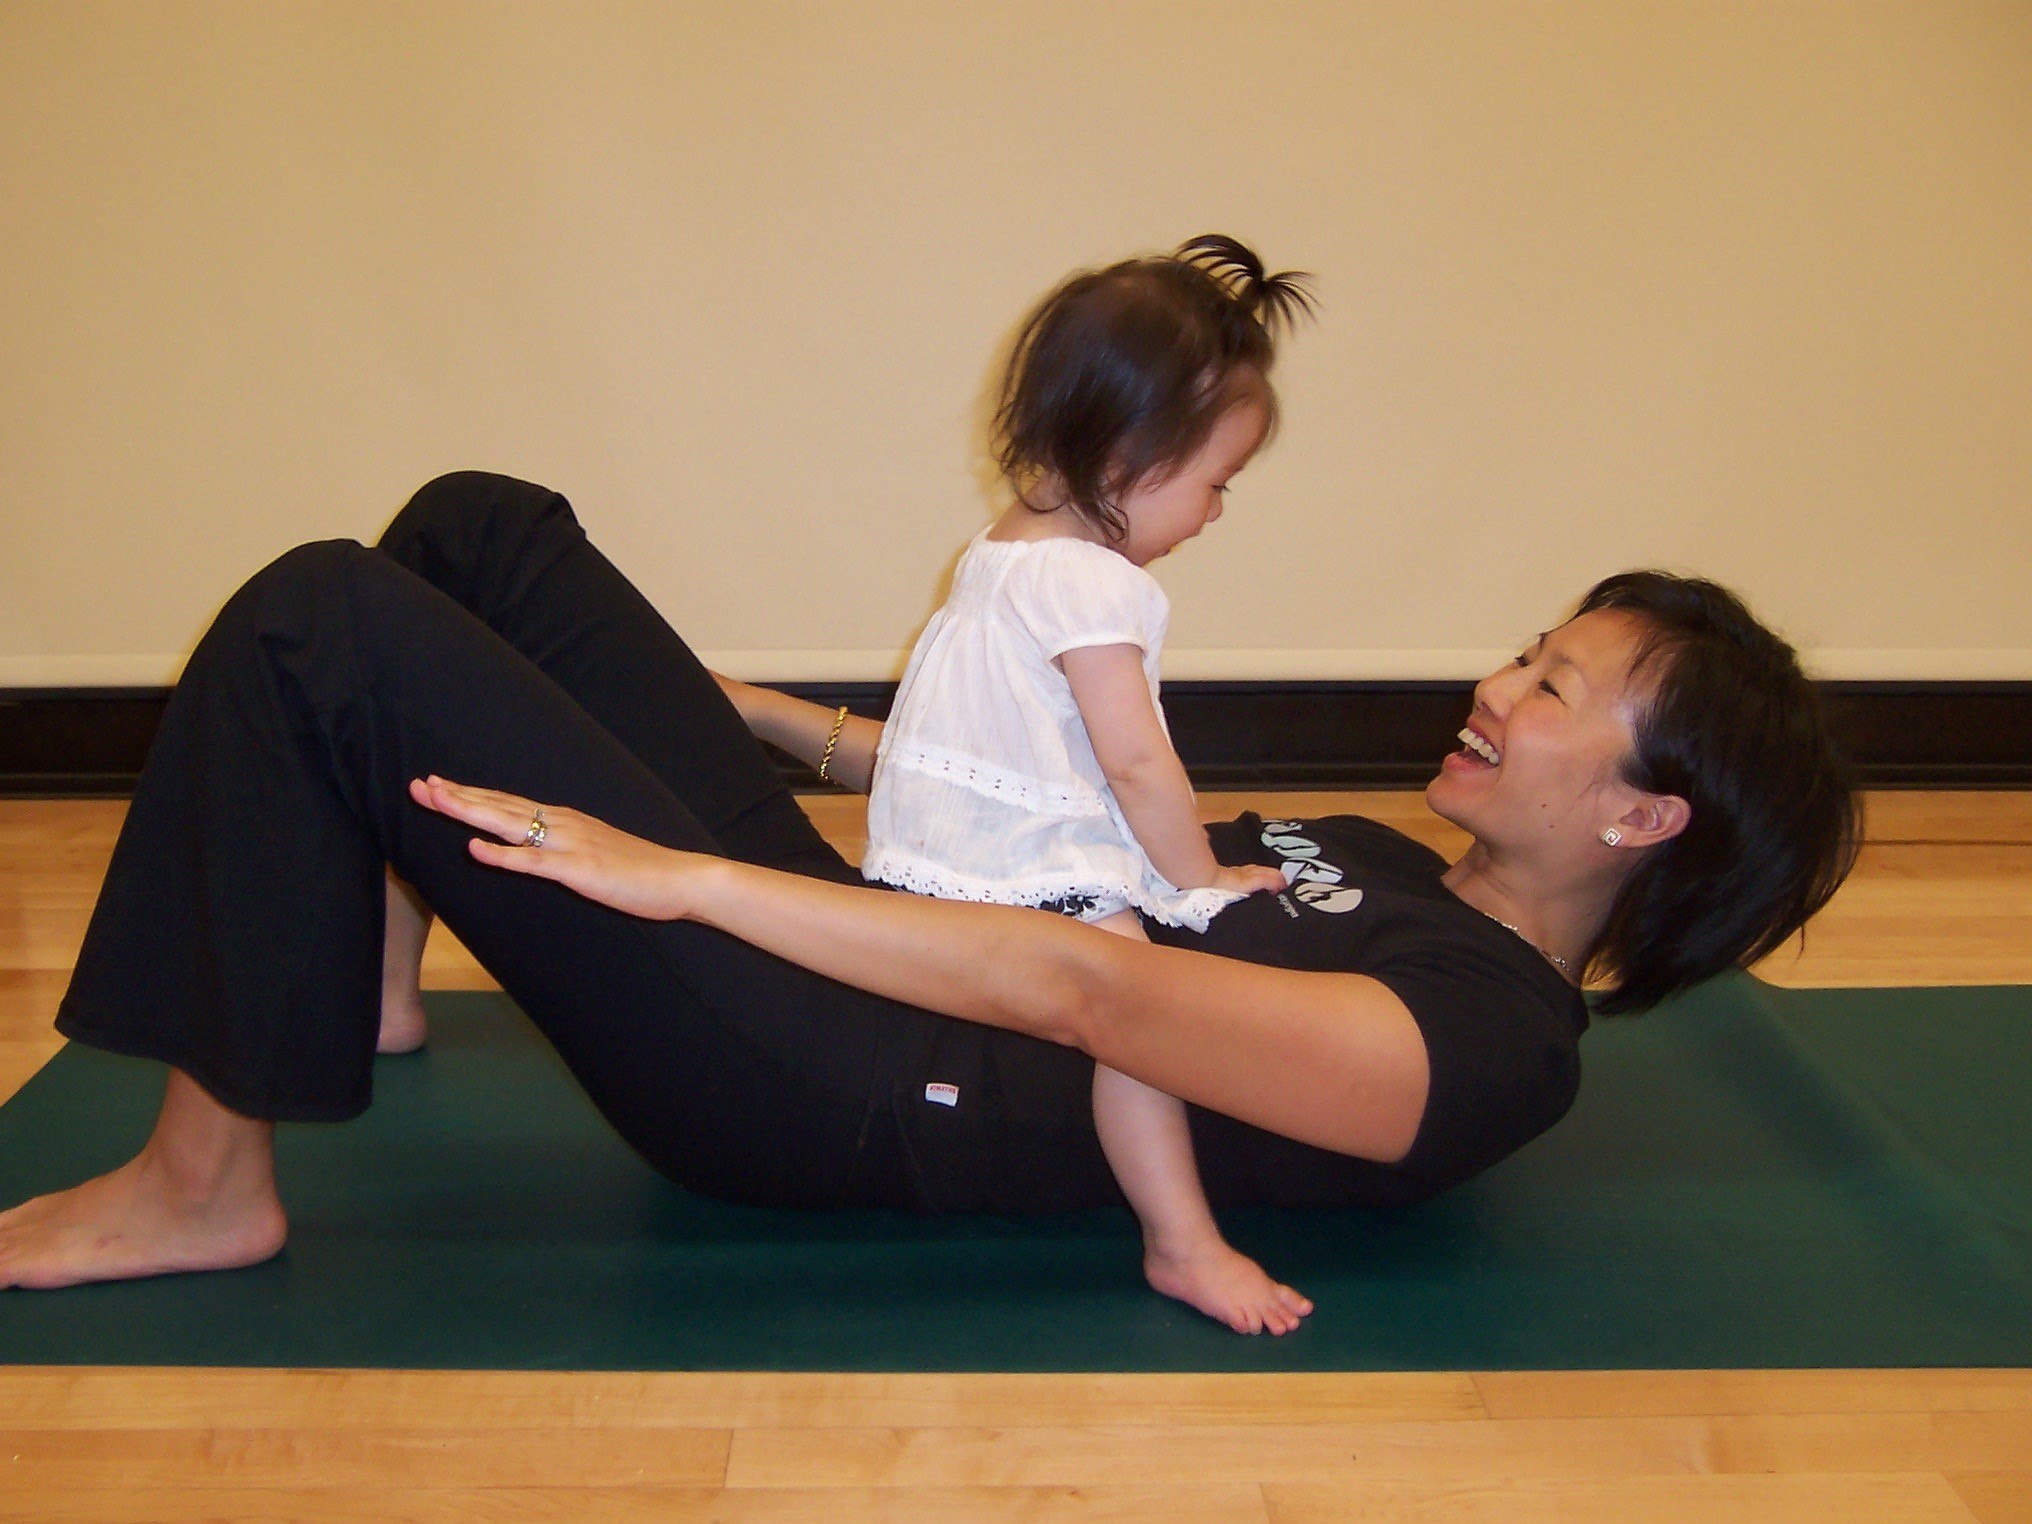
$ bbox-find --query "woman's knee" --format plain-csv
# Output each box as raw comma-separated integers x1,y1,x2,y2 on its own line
186,540,380,686
377,470,574,585
240,538,371,602
203,538,477,706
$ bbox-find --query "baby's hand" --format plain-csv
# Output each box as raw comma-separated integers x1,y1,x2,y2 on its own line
1211,863,1289,897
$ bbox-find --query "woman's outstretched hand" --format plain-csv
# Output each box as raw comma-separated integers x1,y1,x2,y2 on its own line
409,776,710,921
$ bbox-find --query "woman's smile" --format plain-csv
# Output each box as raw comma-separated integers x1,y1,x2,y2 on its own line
1448,722,1503,770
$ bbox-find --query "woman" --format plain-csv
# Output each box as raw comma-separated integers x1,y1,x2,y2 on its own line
0,473,1859,1304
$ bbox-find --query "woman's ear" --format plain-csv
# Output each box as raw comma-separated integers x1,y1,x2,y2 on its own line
1611,794,1691,848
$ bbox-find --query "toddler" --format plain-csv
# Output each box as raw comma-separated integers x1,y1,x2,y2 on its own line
863,235,1316,1334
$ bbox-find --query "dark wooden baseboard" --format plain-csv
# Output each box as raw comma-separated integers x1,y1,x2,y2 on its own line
3,680,2026,796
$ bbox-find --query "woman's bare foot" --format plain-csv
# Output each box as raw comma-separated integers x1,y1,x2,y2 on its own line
0,1070,286,1290
378,870,432,1053
1144,1237,1313,1336
377,985,429,1054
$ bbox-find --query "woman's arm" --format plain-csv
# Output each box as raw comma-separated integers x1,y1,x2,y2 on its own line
412,777,1431,1162
711,672,882,793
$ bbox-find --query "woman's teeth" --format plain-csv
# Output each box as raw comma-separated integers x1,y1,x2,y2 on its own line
1458,727,1502,765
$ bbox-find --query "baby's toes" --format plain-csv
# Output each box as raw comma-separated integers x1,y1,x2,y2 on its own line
1275,1284,1314,1318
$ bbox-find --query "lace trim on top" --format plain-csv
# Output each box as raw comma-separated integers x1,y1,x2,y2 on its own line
863,848,1245,933
864,854,1131,910
879,739,1110,819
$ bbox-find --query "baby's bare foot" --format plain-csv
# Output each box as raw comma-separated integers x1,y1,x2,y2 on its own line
377,985,429,1054
1144,1239,1313,1335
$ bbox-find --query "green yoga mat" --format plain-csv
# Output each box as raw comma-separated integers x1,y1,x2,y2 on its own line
2,975,2028,1371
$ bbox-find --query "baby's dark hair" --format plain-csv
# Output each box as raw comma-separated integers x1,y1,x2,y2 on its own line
994,235,1315,541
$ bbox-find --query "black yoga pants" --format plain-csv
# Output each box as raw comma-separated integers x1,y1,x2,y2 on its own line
53,473,1006,1209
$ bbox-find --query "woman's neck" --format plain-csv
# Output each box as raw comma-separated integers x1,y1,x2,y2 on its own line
1441,842,1614,983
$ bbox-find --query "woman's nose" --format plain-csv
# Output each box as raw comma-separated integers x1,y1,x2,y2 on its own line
1473,666,1519,718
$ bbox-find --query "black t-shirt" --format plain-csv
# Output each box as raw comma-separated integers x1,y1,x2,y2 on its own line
882,812,1589,1215
1149,812,1589,1209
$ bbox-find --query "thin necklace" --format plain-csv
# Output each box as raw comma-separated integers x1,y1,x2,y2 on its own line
1446,863,1577,978
1484,912,1575,977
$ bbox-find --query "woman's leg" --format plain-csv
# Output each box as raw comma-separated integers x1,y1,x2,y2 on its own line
370,472,853,1049
376,471,845,875
377,871,432,1053
4,541,911,1287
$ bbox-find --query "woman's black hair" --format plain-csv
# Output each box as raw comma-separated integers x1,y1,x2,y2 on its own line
1579,571,1863,1014
994,235,1315,541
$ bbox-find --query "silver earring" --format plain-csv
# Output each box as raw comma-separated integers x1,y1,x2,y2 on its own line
1601,828,1622,846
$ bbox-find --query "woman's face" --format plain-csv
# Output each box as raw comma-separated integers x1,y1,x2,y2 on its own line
1425,608,1658,852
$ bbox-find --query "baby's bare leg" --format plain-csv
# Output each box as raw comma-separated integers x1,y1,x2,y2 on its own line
1086,910,1312,1336
378,870,431,1053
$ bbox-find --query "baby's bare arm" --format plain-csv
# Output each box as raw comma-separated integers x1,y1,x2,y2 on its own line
1058,645,1220,887
1057,646,1290,898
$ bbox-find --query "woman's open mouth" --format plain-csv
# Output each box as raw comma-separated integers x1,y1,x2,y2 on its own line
1446,725,1502,771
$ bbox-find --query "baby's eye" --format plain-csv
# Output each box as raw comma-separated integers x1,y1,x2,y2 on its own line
1539,679,1562,699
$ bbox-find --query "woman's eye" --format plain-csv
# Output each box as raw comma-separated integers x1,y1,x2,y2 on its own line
1512,653,1530,668
1539,679,1562,699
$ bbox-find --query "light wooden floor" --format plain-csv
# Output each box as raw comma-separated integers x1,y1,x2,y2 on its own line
2,791,2029,1522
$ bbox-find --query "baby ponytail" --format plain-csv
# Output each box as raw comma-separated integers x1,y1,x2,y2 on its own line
1177,234,1317,337
995,233,1316,541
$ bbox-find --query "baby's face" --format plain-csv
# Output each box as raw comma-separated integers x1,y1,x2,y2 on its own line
1116,395,1270,567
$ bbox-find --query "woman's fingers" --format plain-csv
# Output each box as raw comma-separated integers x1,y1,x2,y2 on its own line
405,777,696,922
405,779,556,872
467,836,551,876
421,776,537,817
410,776,551,844
438,778,539,813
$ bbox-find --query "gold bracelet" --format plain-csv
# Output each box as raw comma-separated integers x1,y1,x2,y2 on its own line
817,705,850,784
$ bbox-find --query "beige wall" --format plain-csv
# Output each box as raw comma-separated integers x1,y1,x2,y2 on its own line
2,0,2028,686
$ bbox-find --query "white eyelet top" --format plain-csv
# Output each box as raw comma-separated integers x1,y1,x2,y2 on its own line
862,532,1243,932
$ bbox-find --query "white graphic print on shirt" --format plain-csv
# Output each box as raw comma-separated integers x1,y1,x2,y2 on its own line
1257,821,1366,915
